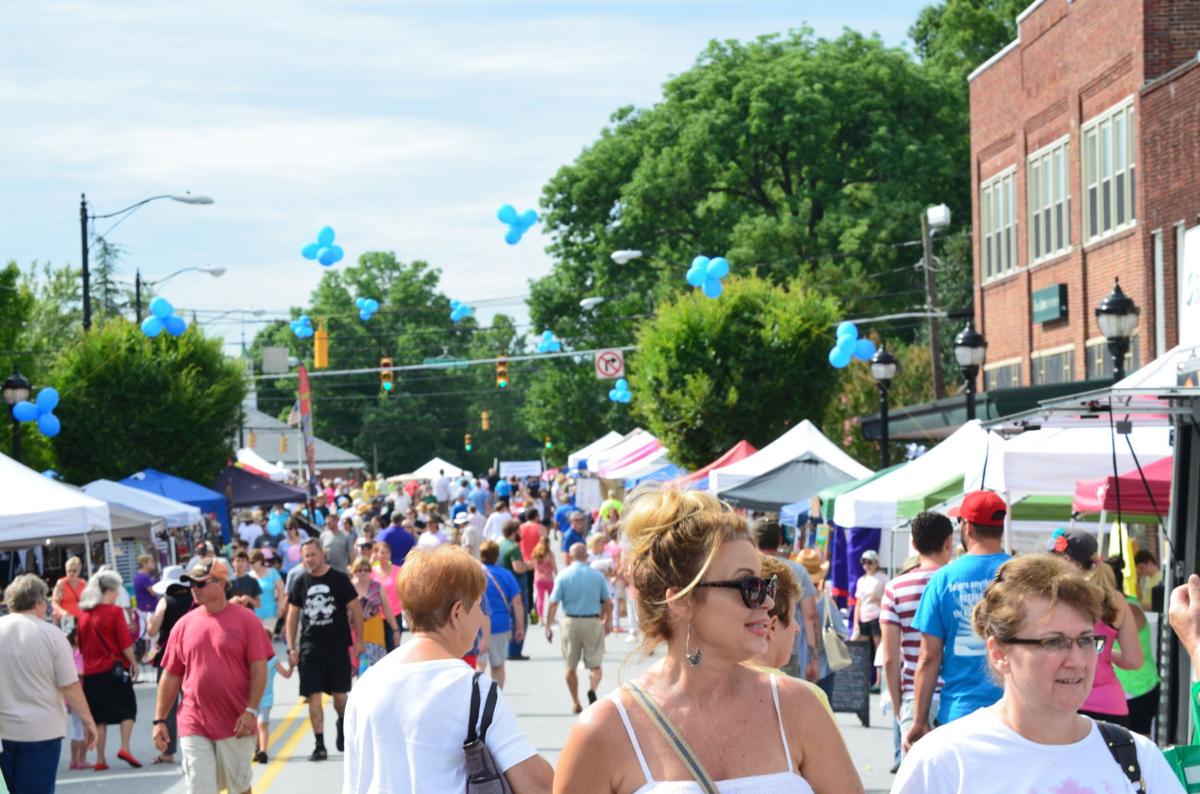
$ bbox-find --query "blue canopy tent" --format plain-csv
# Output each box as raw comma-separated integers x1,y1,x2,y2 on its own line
625,463,683,490
120,468,230,540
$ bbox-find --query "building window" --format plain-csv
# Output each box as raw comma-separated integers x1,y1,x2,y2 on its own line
1031,348,1075,385
981,169,1017,280
1085,335,1141,379
1028,138,1071,263
1082,100,1136,242
984,360,1022,391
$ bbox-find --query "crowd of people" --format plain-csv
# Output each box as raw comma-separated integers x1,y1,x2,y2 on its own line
0,470,1196,793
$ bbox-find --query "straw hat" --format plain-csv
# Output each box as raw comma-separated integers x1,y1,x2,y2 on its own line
797,548,828,584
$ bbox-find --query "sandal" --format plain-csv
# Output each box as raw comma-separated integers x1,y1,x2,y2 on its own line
152,755,174,764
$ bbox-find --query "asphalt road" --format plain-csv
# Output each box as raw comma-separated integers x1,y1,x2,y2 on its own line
52,630,896,793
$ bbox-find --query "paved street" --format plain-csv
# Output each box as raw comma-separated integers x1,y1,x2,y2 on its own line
54,630,896,793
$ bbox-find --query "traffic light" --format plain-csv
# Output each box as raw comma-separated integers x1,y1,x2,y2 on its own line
380,357,394,392
544,435,554,450
313,319,329,369
464,433,473,452
481,410,491,431
495,357,509,389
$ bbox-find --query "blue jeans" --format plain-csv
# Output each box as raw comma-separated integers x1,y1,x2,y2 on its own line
0,737,62,794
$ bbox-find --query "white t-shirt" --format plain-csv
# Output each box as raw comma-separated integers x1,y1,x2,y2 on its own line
432,476,451,501
237,522,263,546
343,657,536,794
483,510,512,541
0,613,79,742
893,706,1183,794
854,570,888,622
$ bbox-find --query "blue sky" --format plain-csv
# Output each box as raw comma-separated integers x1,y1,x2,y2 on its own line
2,1,931,348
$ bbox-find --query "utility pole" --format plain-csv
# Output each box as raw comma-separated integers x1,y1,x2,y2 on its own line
80,194,91,331
922,212,945,399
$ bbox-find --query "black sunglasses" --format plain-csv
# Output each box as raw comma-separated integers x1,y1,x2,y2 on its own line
696,574,778,609
189,579,212,590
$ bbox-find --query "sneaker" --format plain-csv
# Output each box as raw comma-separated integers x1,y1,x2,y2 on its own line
254,751,268,764
309,746,327,762
587,689,597,705
507,654,531,661
336,716,345,753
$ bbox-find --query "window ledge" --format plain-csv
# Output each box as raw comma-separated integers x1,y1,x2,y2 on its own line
982,268,1024,289
1027,248,1075,272
1083,224,1138,253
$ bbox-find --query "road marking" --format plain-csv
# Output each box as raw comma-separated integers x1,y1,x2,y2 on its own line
256,696,324,791
267,698,309,751
57,770,180,785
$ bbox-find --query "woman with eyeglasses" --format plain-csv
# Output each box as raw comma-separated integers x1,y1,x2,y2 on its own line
555,487,860,794
893,554,1181,792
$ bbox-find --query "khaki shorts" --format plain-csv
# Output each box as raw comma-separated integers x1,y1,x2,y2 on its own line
180,734,255,794
562,616,605,669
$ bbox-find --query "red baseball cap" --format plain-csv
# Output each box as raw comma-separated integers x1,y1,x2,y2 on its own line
948,491,1008,527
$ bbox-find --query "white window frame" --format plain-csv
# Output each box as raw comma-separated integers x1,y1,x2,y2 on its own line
981,166,1018,282
1085,334,1140,379
1027,134,1072,264
1031,344,1076,385
983,356,1023,391
1082,97,1136,244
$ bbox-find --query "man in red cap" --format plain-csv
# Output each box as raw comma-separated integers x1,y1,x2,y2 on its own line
904,490,1009,751
153,558,274,794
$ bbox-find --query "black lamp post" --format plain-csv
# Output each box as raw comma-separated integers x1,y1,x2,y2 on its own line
953,319,987,421
2,367,32,463
870,345,899,469
1094,278,1140,382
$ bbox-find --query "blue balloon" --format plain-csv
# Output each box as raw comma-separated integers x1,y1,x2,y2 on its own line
35,387,59,413
317,226,335,247
327,245,344,263
707,257,730,279
836,321,858,340
37,413,61,438
268,516,285,536
141,316,164,337
317,247,336,266
497,204,518,224
504,227,523,246
301,242,320,260
150,297,174,319
359,310,372,321
12,401,37,422
854,338,877,361
837,334,857,353
164,315,187,337
518,209,538,227
702,279,723,299
299,315,310,324
365,298,378,312
829,347,852,369
616,378,628,390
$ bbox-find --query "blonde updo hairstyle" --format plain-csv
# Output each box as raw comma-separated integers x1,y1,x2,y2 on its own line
622,486,751,653
973,553,1105,648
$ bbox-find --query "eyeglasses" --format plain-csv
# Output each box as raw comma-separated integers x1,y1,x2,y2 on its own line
696,574,778,609
189,579,212,590
1005,634,1106,654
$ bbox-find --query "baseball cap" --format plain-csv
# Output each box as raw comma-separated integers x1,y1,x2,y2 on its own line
860,549,880,564
151,565,186,596
1048,528,1098,568
948,490,1008,527
179,558,231,584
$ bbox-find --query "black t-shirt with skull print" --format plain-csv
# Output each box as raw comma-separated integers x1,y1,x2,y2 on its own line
287,567,357,653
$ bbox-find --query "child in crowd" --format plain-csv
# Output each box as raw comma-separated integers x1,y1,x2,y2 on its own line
66,627,89,769
254,628,295,764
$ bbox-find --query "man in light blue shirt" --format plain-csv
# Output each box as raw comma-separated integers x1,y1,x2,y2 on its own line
906,491,1009,750
544,543,611,714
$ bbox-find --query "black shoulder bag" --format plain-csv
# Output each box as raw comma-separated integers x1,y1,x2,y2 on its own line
463,672,513,794
1096,720,1145,793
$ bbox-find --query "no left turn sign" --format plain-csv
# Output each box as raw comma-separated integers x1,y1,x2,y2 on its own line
594,349,625,380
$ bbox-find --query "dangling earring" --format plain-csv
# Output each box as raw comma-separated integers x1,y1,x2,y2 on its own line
685,623,702,667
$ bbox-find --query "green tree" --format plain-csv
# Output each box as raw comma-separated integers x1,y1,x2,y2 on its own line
90,237,128,321
910,0,1024,82
629,274,840,468
50,320,245,484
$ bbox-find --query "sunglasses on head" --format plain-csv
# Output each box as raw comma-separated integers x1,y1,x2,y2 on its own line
696,574,778,609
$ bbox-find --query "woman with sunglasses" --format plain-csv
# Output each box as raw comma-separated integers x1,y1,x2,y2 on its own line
555,487,860,794
894,554,1181,792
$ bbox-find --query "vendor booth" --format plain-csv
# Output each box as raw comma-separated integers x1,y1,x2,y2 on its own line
120,468,230,540
212,465,309,507
709,420,871,495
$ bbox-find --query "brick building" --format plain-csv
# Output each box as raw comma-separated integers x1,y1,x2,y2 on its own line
969,0,1200,390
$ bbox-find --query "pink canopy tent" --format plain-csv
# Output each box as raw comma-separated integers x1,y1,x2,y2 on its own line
670,440,758,490
599,439,664,478
1072,455,1173,516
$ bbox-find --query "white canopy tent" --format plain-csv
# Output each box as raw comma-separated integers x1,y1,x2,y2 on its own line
394,457,466,481
0,453,111,549
235,448,289,481
83,479,204,528
567,431,625,471
834,420,1006,530
602,447,673,482
709,420,871,494
588,430,657,474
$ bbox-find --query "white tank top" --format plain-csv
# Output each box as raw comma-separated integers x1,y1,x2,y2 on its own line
610,674,817,794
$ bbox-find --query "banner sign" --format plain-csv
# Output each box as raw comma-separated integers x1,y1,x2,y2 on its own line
500,460,543,478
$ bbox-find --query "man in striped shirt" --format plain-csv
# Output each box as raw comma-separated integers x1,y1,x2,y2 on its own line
880,511,953,770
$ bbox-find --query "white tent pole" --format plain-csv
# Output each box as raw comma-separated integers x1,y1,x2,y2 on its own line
83,532,93,575
1097,509,1108,556
1003,491,1013,554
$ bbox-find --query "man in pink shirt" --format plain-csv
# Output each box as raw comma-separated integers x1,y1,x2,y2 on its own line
154,558,274,794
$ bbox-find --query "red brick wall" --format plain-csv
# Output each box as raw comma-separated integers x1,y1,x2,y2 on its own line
1140,60,1200,352
1145,0,1200,80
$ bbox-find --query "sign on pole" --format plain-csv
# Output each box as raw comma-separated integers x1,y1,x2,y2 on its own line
594,349,625,380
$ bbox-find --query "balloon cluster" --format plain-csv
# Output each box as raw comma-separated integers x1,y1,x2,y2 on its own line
608,378,632,403
537,330,562,353
497,204,538,245
686,255,730,298
355,297,379,322
291,315,315,339
12,387,61,438
141,297,187,338
301,226,345,267
450,300,474,324
828,322,877,369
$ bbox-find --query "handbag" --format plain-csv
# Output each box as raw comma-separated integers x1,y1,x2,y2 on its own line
626,682,719,794
94,616,133,685
1163,681,1200,791
463,672,513,794
821,588,852,672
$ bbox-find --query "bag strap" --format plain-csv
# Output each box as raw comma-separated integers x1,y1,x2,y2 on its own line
465,672,484,745
1096,720,1145,793
479,678,500,742
822,587,835,630
625,682,719,794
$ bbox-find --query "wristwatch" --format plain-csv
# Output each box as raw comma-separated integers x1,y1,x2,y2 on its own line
244,707,259,717
152,719,167,726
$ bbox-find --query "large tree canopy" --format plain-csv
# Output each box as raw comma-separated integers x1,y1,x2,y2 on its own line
910,0,1024,82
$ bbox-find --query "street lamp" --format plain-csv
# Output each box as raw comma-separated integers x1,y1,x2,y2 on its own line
1094,277,1140,382
870,345,899,469
579,297,606,310
135,266,226,321
953,319,987,421
80,192,214,330
610,250,643,265
3,367,32,463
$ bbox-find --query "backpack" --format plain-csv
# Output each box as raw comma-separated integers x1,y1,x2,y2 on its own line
463,672,513,794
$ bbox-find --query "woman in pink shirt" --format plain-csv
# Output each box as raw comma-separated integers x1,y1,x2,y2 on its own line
371,542,403,650
530,538,556,621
